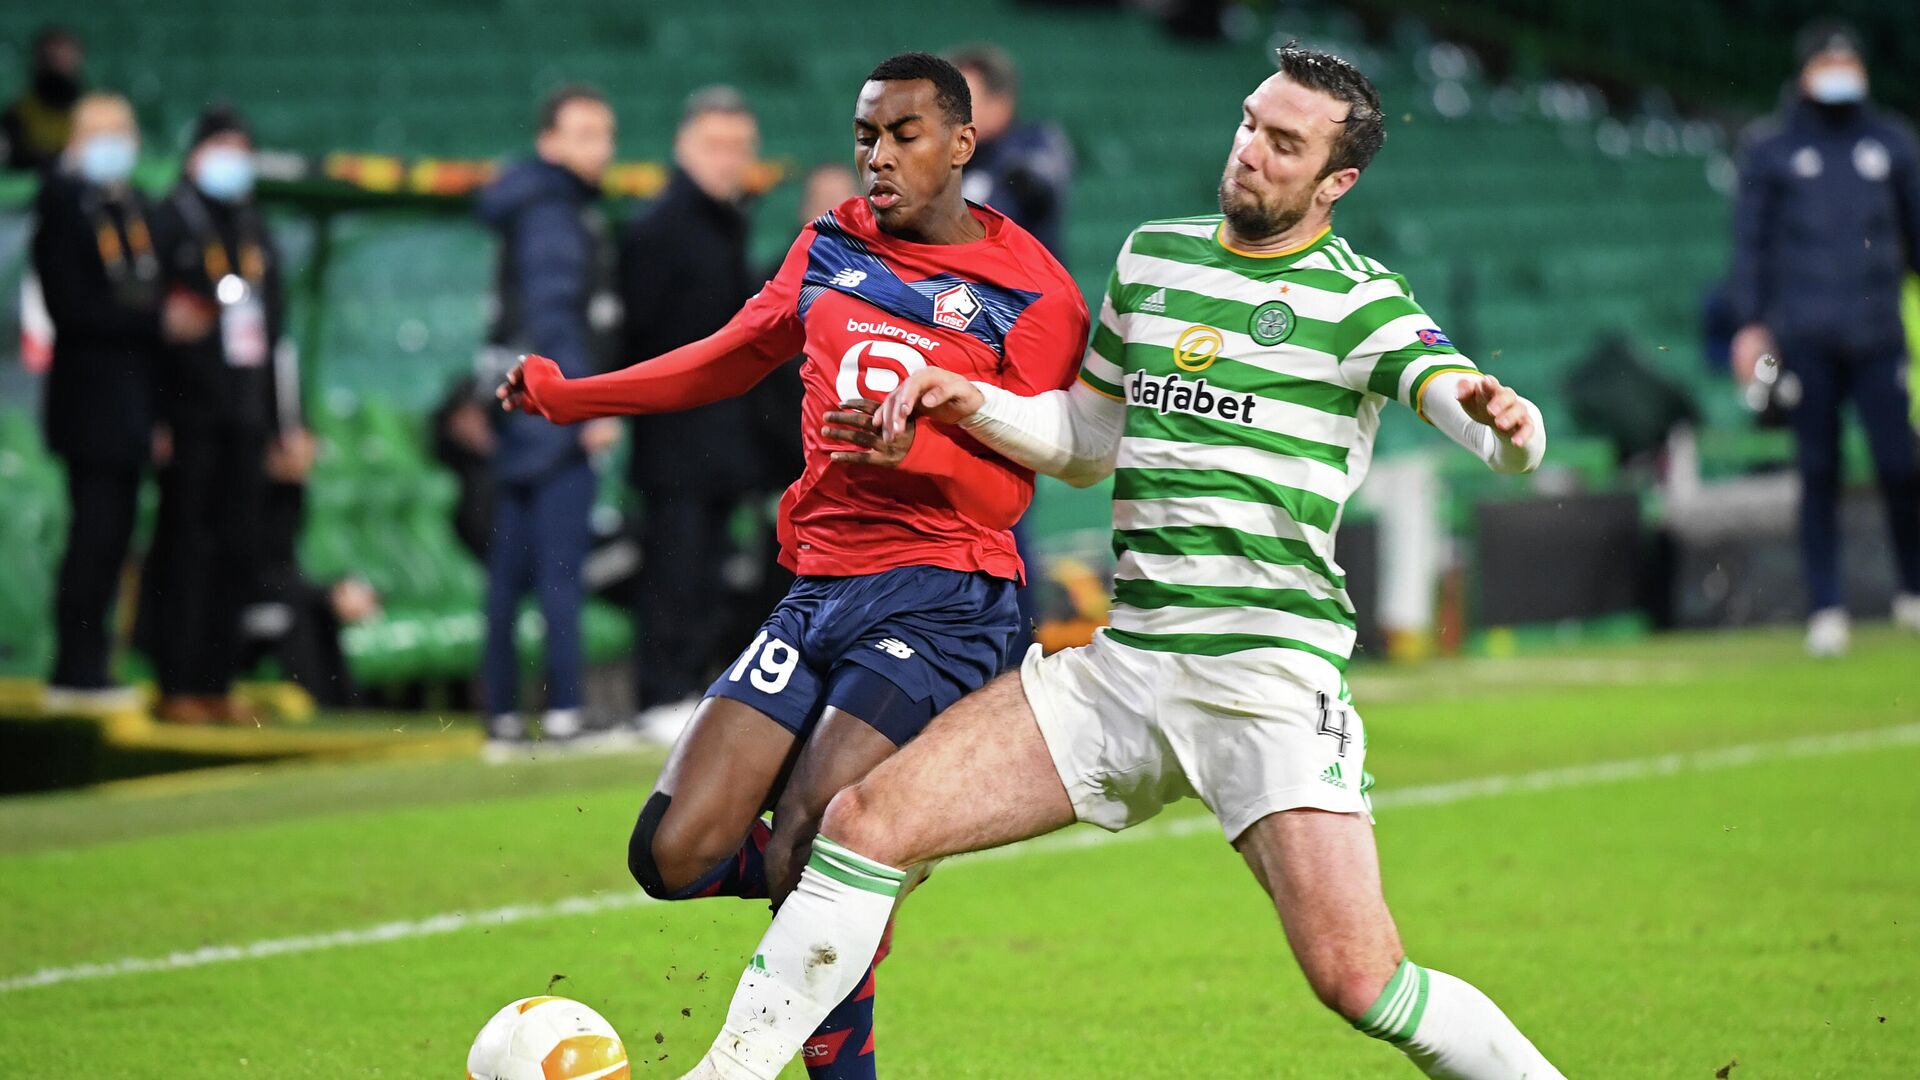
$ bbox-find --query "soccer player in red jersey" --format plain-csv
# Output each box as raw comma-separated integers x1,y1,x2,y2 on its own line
498,52,1088,1079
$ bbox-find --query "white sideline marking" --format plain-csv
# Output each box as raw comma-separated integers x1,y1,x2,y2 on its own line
4,722,1917,995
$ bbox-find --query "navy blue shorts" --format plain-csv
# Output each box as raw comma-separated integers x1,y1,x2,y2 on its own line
705,566,1023,745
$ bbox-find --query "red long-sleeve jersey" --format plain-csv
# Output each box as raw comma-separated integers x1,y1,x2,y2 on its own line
516,196,1089,582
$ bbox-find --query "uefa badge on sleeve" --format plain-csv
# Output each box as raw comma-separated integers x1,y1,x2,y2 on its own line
1249,300,1294,346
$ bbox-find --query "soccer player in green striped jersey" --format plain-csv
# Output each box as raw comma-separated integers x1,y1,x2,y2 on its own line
680,46,1563,1080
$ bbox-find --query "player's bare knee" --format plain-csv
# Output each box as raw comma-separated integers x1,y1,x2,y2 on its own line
628,792,743,897
819,783,909,866
1305,958,1396,1022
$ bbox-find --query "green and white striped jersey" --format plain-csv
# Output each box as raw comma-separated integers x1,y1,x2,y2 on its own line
1081,215,1477,700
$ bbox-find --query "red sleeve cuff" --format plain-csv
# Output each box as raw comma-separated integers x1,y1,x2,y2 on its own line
898,425,966,475
519,355,582,425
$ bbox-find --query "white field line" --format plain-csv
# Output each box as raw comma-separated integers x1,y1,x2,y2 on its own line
4,722,1917,995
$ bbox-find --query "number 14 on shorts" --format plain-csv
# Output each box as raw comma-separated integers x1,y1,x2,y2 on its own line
729,630,799,694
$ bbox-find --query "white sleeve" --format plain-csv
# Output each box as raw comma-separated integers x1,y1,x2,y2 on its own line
1420,371,1546,474
957,377,1126,488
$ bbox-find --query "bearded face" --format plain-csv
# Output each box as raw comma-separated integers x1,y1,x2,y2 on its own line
1217,164,1319,242
1215,73,1367,244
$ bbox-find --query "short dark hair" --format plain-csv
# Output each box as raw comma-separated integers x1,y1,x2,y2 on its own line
866,52,971,126
1794,18,1862,68
538,84,608,134
680,84,753,129
1274,43,1385,177
32,24,79,61
189,102,252,151
946,43,1018,99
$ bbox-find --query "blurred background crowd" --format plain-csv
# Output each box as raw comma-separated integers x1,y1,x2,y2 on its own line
1,0,1916,769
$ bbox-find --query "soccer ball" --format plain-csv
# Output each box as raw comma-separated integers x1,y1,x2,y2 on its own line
466,995,630,1080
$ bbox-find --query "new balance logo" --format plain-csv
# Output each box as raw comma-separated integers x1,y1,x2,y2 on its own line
1319,763,1348,789
830,268,868,289
874,638,915,660
1140,287,1167,314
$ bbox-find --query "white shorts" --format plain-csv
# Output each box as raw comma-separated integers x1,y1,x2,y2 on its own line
1021,631,1372,842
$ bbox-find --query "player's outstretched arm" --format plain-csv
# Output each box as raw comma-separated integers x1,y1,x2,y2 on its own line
500,226,813,425
495,318,786,425
877,367,1124,488
1420,370,1546,474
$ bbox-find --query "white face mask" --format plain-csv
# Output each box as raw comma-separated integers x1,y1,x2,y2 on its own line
1807,68,1866,105
77,133,137,185
194,146,256,202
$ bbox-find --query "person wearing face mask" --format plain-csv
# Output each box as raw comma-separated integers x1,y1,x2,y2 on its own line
617,86,765,742
2,26,84,173
32,93,196,712
141,104,291,724
1729,20,1920,657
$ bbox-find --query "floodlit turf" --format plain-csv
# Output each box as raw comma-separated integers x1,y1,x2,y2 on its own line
1,627,1915,1078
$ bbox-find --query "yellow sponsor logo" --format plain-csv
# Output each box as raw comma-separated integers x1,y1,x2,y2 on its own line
1172,324,1223,372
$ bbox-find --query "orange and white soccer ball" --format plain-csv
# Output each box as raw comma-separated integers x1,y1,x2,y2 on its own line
466,995,629,1080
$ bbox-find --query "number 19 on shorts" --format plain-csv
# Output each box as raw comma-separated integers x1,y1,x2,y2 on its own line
729,630,798,694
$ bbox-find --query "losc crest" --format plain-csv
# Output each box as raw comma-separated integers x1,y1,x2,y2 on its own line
932,283,981,331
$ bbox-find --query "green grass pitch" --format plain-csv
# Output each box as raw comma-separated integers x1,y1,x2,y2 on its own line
1,627,1915,1077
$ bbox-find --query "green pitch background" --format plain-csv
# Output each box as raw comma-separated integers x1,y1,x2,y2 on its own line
2,628,1916,1078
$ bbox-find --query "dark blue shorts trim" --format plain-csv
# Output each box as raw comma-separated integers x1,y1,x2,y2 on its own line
821,663,933,746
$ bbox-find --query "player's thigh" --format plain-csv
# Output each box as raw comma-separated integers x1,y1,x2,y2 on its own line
661,601,830,810
1236,808,1403,1017
766,705,901,903
822,669,1074,867
645,695,800,884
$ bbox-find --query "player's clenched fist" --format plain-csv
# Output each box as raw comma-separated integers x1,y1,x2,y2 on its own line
878,367,985,442
495,354,563,418
1454,373,1535,448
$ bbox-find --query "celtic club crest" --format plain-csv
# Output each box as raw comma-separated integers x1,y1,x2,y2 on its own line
1249,300,1294,346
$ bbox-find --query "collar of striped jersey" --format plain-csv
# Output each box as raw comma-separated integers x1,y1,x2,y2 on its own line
1212,223,1333,270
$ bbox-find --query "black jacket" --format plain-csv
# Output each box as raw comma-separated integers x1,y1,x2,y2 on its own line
960,121,1074,258
477,157,618,484
32,171,163,466
151,182,286,434
1731,96,1920,356
619,168,770,495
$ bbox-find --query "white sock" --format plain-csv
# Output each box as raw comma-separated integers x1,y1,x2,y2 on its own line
1356,960,1564,1080
698,836,904,1079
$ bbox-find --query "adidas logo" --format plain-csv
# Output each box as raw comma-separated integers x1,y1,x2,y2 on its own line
1139,287,1167,314
874,637,915,660
829,268,868,289
1319,763,1347,789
